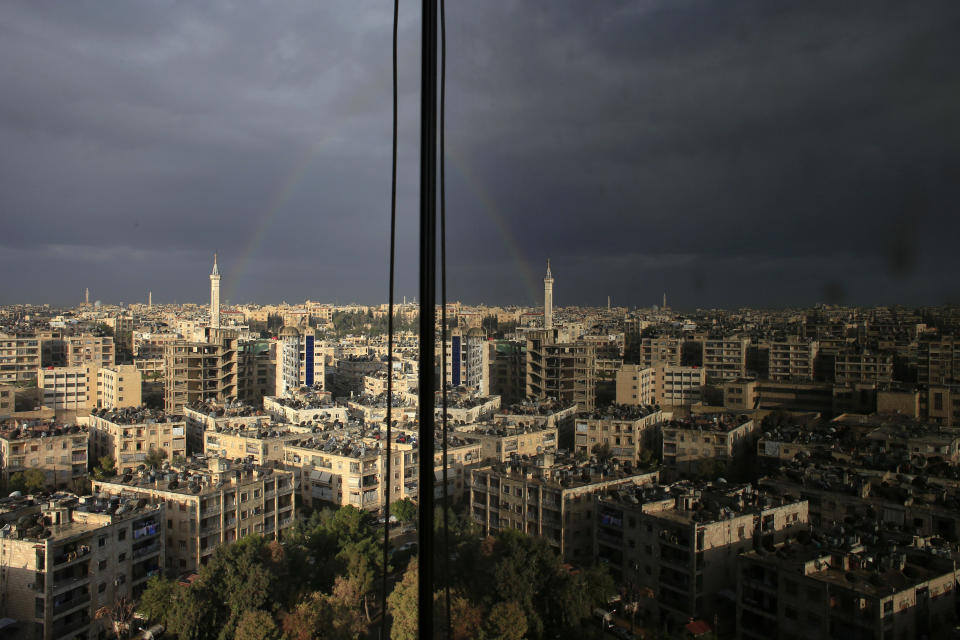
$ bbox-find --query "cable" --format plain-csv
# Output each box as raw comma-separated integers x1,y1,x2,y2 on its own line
416,0,439,637
439,0,452,636
379,0,398,636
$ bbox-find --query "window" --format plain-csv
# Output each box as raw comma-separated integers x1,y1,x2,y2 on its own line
99,582,107,593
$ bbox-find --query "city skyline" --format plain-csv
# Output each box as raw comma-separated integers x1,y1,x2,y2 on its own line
2,1,959,309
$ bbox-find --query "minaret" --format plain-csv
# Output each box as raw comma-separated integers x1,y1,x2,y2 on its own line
544,259,554,331
85,288,90,305
148,291,152,309
663,292,667,310
210,253,221,328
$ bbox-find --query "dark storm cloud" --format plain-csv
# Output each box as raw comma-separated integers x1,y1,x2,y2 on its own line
1,1,958,307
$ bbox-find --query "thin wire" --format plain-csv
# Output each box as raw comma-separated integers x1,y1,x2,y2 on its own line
439,0,452,635
379,0,398,636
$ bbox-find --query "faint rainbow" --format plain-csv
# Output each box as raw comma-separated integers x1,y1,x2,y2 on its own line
225,140,328,302
445,145,542,305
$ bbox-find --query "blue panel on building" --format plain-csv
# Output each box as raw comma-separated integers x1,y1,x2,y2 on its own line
451,335,461,386
305,335,315,386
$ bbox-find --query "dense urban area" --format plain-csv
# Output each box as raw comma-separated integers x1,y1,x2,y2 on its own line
1,258,960,640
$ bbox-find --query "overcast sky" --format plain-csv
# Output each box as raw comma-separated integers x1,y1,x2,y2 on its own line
2,1,959,309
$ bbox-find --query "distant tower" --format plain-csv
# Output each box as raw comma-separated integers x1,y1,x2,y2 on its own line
663,292,667,310
210,253,221,328
85,288,90,305
544,260,554,331
607,295,611,311
148,291,152,309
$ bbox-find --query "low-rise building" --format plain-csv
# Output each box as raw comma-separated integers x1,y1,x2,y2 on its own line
87,408,186,473
616,364,704,408
469,455,660,563
92,457,295,574
0,421,89,489
595,482,808,628
662,415,759,473
573,405,665,466
0,494,164,640
738,539,956,640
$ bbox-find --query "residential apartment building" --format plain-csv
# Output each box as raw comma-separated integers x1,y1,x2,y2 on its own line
37,367,89,413
455,422,559,463
526,331,597,411
487,339,526,407
595,482,808,628
738,541,956,640
0,334,41,384
63,336,114,369
87,408,186,473
0,422,88,489
92,457,295,574
834,350,894,385
163,330,271,413
572,405,665,465
469,455,659,562
702,336,750,381
616,364,704,408
639,337,683,368
917,337,960,386
0,494,164,640
768,337,818,382
662,415,759,473
0,384,13,419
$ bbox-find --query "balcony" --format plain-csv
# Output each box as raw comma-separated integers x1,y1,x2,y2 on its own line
51,616,91,639
53,591,91,616
133,542,161,559
53,545,91,567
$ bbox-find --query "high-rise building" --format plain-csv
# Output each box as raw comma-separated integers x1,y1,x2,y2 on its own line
544,259,554,331
209,253,221,329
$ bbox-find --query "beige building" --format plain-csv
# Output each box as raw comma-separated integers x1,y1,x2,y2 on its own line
87,408,186,473
0,494,164,640
834,350,894,385
616,364,704,408
878,384,960,427
596,483,808,628
526,331,597,411
768,337,818,381
573,406,666,465
469,455,660,563
702,336,750,381
738,543,956,640
37,364,140,416
93,364,141,411
455,422,559,463
37,367,90,413
0,384,14,419
203,423,302,466
0,421,88,489
917,336,960,385
183,401,282,455
284,433,387,511
92,457,295,574
163,329,271,414
662,415,759,473
0,334,42,384
639,337,683,368
63,335,114,368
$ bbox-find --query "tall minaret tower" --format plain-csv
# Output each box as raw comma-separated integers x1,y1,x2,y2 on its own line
544,259,554,331
148,291,152,309
210,254,221,328
85,288,90,305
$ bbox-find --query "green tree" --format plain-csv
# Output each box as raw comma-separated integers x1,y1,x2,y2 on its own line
7,472,27,494
486,601,527,640
22,469,47,492
235,610,281,640
387,559,419,640
592,442,613,464
92,455,116,480
137,576,179,625
144,447,168,470
391,498,418,526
